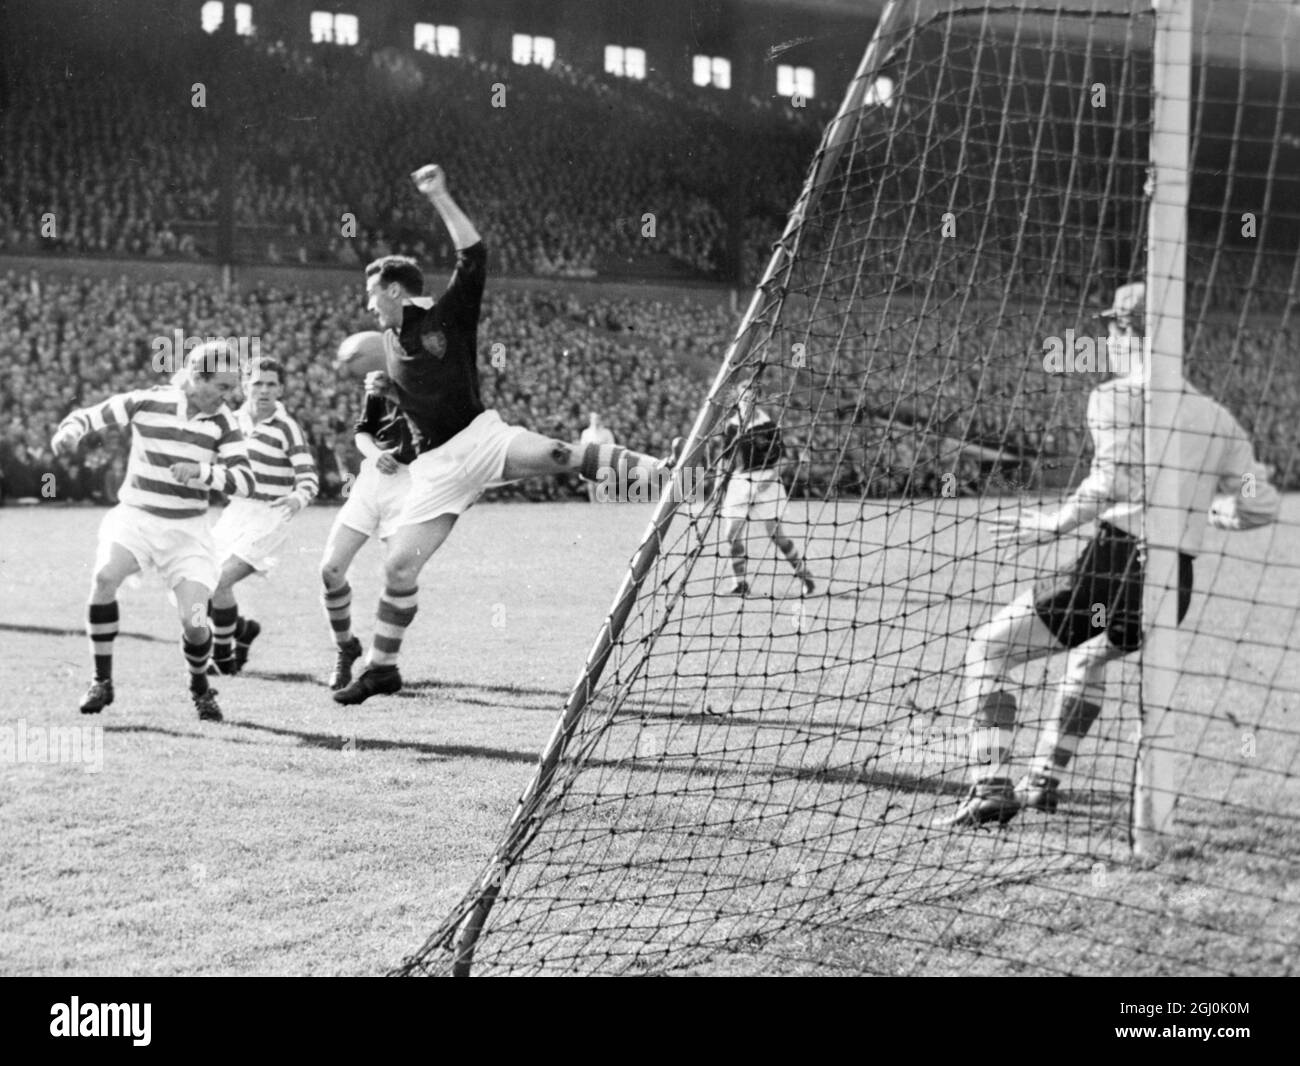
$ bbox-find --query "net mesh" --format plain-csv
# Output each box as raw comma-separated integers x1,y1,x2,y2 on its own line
397,0,1300,976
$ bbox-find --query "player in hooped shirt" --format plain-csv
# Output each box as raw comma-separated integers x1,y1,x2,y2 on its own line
334,165,670,704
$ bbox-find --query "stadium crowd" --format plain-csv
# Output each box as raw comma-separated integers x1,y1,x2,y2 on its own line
0,36,815,282
2,267,1295,507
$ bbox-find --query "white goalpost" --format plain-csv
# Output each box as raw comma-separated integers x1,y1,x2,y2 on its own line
1135,0,1190,858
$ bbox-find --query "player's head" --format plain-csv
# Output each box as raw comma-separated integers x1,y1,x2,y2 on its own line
243,357,284,416
178,341,241,414
589,411,602,426
1100,282,1145,374
365,256,424,330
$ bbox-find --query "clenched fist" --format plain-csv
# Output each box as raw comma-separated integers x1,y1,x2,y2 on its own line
411,164,447,199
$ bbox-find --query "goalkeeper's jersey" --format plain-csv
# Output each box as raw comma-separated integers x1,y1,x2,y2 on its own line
1074,378,1278,555
723,408,784,474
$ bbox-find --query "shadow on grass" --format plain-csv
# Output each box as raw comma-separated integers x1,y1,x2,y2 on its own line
228,718,539,763
106,719,540,764
0,622,167,643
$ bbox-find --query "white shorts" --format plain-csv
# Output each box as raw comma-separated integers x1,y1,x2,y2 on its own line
336,459,412,542
95,504,220,591
722,471,788,524
397,410,526,528
213,497,293,573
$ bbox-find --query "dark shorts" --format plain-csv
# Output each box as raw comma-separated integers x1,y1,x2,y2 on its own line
1033,522,1193,652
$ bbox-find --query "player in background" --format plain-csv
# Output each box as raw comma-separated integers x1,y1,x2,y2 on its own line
942,284,1280,827
208,358,318,674
718,383,815,597
50,342,255,722
318,370,418,690
579,412,615,502
333,164,671,704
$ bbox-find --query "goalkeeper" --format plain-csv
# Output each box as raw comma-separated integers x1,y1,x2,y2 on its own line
943,284,1280,828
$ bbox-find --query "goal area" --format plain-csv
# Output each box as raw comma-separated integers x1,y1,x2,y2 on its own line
396,0,1300,976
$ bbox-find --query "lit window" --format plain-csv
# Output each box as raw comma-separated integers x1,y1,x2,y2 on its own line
777,64,815,99
310,11,333,43
202,2,254,35
865,75,895,108
512,33,555,68
605,45,646,79
311,11,357,46
693,55,730,89
334,14,358,46
415,23,460,57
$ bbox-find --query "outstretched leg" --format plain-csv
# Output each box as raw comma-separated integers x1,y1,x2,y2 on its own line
502,433,666,501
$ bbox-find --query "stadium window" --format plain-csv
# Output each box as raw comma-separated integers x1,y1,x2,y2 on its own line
776,64,815,99
865,75,895,107
311,11,358,46
512,33,555,69
692,54,731,89
605,45,646,80
414,23,460,57
201,2,254,35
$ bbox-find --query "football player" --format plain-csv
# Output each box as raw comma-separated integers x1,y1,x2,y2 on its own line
718,382,815,597
209,357,318,674
334,164,670,704
51,342,255,722
942,284,1280,827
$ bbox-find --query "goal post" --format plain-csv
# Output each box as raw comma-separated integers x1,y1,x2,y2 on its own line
1134,0,1190,857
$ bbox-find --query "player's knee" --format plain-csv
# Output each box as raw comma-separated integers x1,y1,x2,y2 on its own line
89,569,120,601
320,559,346,589
181,620,209,643
729,538,746,558
384,556,421,588
773,535,794,555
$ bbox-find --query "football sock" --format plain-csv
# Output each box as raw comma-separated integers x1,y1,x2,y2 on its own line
730,540,747,582
370,586,419,668
971,690,1018,779
323,582,353,645
182,631,213,695
210,602,238,666
578,442,665,498
87,601,119,681
1033,693,1104,775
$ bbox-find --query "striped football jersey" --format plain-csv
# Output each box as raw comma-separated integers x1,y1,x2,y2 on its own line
237,401,319,506
57,386,254,519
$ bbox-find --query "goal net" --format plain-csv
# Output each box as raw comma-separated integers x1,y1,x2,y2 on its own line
397,0,1300,976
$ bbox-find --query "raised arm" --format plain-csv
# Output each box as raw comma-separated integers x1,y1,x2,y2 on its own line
412,165,480,250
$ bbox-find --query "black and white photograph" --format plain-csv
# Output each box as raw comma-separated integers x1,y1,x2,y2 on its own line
0,0,1295,1020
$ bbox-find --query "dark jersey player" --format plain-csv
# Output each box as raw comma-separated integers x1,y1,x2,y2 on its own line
718,383,815,597
318,373,419,690
334,164,668,704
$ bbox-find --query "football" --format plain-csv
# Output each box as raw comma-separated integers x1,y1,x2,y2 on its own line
335,330,388,378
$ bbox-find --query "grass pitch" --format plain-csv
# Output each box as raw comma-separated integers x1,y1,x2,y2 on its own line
2,498,1297,975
